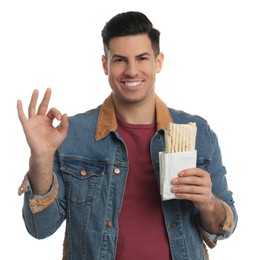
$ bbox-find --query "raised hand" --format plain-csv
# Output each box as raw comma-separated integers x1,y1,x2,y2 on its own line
17,88,68,157
17,88,69,195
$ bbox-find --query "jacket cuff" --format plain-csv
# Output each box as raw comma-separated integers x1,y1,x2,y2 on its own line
219,200,235,232
18,174,29,196
198,200,235,249
18,173,59,214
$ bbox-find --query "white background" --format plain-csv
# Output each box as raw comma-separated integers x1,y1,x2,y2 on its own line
1,0,253,259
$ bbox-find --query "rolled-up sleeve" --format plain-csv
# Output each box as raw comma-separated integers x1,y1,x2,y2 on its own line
198,200,236,248
18,173,58,213
18,173,64,239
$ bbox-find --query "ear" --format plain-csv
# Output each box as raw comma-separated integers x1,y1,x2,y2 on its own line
102,55,109,75
155,52,164,73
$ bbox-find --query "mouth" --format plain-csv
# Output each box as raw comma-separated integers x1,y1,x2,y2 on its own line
121,80,143,87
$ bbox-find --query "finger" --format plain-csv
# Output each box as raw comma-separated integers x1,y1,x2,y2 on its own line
46,107,63,121
58,113,69,137
179,168,205,177
174,188,212,209
46,110,68,138
17,99,27,124
174,192,206,202
172,175,203,186
172,184,206,195
45,108,68,139
37,88,52,115
172,170,212,188
28,89,39,118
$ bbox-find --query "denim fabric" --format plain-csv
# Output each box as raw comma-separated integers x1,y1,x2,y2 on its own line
22,95,237,260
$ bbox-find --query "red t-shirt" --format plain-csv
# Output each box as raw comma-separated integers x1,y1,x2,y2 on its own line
116,119,171,260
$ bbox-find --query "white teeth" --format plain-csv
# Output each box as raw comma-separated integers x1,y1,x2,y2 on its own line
125,81,141,87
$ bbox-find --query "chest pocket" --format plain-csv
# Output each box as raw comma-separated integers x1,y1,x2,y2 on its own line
61,160,105,205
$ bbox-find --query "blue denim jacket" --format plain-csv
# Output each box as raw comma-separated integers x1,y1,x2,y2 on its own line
21,94,237,260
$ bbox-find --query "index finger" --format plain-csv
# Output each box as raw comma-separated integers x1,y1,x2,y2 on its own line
178,168,207,178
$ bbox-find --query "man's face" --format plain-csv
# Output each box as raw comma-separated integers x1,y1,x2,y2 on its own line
102,34,164,104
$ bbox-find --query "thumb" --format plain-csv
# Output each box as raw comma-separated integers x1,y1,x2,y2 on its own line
58,113,69,137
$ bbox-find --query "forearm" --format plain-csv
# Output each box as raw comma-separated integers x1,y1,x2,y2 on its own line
198,195,225,234
28,153,54,195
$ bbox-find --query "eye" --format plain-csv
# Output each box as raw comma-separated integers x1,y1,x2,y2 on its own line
112,57,126,63
138,56,149,61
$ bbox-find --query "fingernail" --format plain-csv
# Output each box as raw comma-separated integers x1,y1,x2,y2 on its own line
171,178,179,184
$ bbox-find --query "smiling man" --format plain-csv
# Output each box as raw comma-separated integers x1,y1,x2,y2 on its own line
17,11,237,260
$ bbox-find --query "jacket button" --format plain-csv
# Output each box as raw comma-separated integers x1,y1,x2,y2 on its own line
107,220,113,228
169,223,177,228
81,169,87,176
113,168,120,174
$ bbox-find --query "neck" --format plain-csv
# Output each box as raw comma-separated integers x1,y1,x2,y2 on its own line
112,93,156,124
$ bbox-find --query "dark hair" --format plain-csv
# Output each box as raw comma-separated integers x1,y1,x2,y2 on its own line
101,11,160,57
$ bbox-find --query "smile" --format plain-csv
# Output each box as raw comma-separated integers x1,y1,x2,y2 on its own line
124,81,142,87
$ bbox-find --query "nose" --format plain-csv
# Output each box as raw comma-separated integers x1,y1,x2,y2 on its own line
124,60,138,77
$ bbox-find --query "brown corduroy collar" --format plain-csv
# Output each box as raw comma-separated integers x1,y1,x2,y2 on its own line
95,94,173,141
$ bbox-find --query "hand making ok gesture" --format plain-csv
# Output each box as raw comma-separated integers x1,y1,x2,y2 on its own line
17,88,68,157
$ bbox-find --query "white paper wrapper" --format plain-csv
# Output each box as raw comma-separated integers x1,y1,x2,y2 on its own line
159,150,197,200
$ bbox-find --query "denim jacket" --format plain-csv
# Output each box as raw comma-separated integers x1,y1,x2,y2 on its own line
19,94,237,260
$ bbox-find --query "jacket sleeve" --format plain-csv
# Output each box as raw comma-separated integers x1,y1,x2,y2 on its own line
18,172,65,239
197,128,238,248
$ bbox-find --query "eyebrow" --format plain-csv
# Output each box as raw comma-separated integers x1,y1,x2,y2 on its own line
112,52,151,59
136,52,151,58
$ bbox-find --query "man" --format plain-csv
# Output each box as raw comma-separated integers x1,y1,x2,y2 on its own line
17,11,237,259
